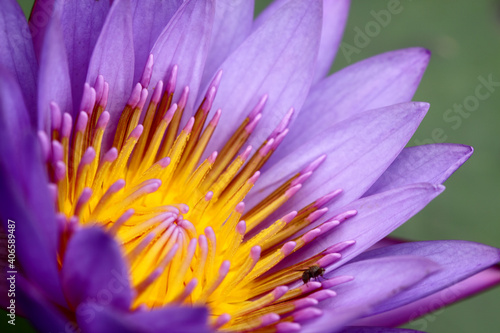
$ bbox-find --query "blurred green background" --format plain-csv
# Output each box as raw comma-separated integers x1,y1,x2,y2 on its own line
5,0,500,332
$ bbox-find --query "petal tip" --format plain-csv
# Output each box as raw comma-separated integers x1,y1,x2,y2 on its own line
414,101,430,110
433,183,446,193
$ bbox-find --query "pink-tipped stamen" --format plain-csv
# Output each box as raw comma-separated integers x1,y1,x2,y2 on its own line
49,102,62,132
317,253,341,267
302,154,327,174
259,138,274,157
292,307,323,322
240,146,253,161
235,202,246,214
74,188,92,217
136,243,179,294
306,208,328,223
172,278,198,304
293,297,319,310
127,83,143,108
61,113,72,138
205,191,214,201
245,113,262,133
282,211,298,224
268,107,294,140
177,86,189,110
183,117,195,133
165,65,178,95
249,171,261,185
213,314,231,329
79,83,96,114
248,94,268,120
309,289,337,302
276,322,301,333
200,86,217,113
284,184,301,199
314,189,343,208
151,80,164,105
75,111,89,132
324,240,356,254
140,54,154,88
331,209,358,222
236,221,247,235
136,88,149,110
37,131,50,162
99,82,109,108
53,161,66,182
96,111,110,129
93,75,105,102
260,313,280,326
209,109,222,127
272,128,289,149
321,275,355,289
108,209,135,236
281,241,296,256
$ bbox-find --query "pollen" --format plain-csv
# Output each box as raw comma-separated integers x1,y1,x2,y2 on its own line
41,57,357,332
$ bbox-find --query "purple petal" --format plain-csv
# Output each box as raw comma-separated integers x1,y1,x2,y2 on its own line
200,0,255,89
204,0,322,154
355,265,500,327
1,70,62,303
302,256,440,333
250,102,429,219
86,0,134,147
0,0,38,121
17,278,69,333
252,0,287,28
254,0,350,83
352,240,500,315
0,131,64,304
364,144,473,196
60,0,110,115
149,0,215,120
341,328,425,333
76,302,141,333
29,0,57,60
279,48,430,153
0,68,30,136
128,306,210,333
367,237,405,251
61,227,133,310
77,302,210,333
37,7,72,132
276,183,444,273
314,0,350,82
130,0,183,84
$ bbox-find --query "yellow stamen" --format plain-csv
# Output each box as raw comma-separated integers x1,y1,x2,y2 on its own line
44,72,352,332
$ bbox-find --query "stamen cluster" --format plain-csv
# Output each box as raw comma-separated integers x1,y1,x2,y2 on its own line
40,56,356,331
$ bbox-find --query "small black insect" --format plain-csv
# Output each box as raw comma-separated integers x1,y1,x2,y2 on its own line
300,265,325,284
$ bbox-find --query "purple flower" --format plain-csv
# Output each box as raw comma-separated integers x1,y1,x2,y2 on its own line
1,0,499,332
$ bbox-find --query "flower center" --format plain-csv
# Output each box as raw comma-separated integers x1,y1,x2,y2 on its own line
41,57,357,331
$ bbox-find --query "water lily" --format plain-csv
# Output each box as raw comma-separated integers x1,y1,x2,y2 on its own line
1,0,499,332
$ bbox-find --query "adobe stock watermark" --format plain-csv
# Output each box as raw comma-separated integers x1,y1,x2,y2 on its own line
412,74,499,147
340,0,413,64
441,74,499,130
6,219,17,326
3,0,62,43
27,0,62,41
407,280,468,331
